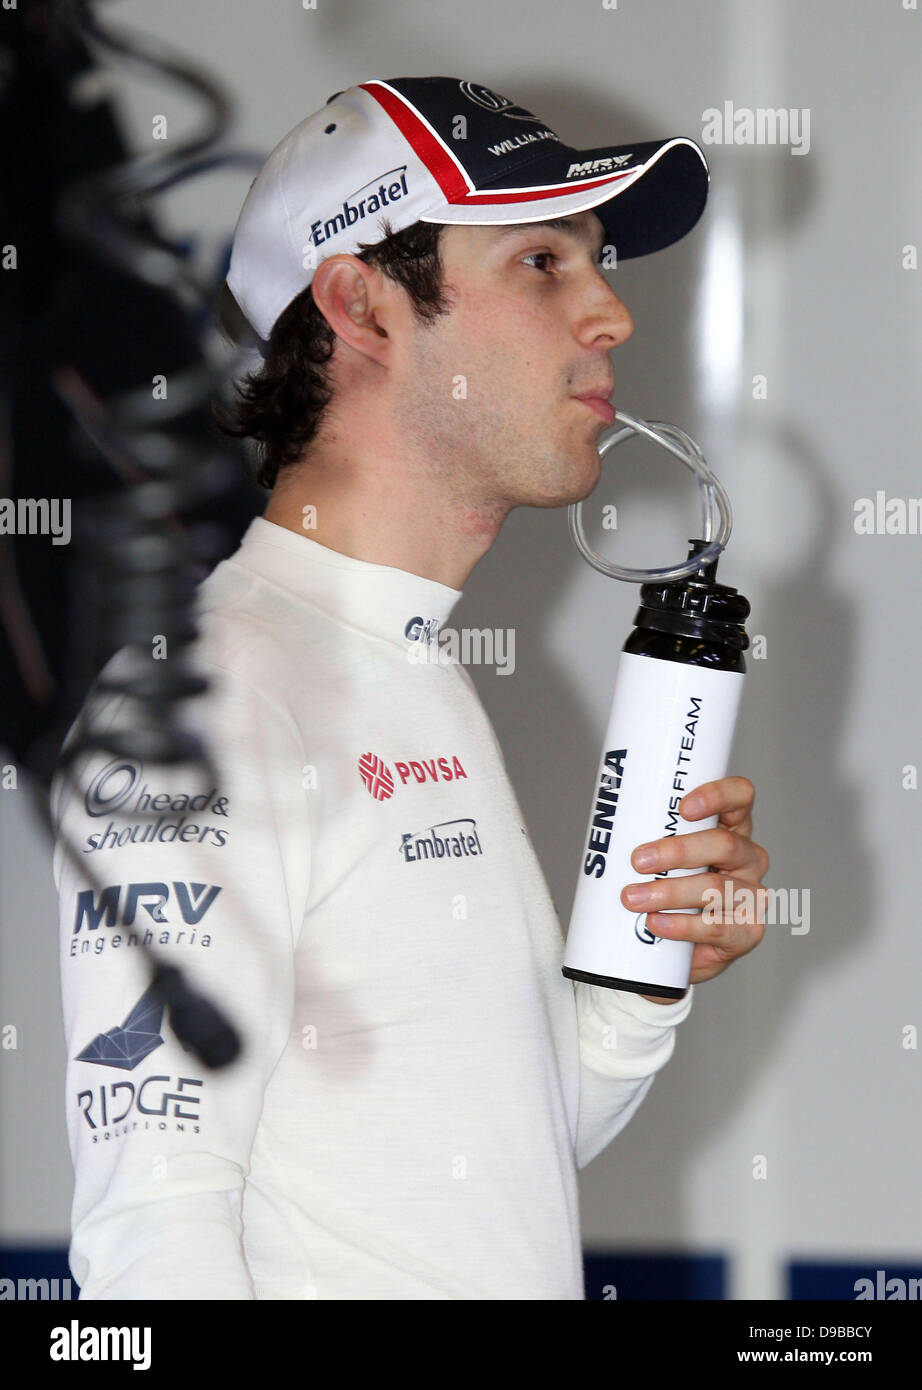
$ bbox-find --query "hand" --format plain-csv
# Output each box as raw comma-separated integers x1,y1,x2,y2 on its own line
620,776,770,1003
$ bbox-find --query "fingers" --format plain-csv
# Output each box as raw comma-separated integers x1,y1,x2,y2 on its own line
679,776,756,833
623,872,771,920
624,868,725,913
623,776,767,980
630,824,763,876
642,907,766,960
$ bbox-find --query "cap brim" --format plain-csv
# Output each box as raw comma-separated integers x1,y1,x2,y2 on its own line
420,136,708,260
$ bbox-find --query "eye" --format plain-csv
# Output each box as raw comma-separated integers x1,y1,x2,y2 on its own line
522,251,558,274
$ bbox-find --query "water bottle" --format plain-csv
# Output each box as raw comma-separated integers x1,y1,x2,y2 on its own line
562,538,750,998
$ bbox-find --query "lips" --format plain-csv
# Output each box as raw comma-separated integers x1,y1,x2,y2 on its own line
573,392,616,425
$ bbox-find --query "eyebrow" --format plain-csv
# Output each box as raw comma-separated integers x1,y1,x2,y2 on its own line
491,215,606,260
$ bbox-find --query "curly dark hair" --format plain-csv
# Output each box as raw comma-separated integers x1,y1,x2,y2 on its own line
212,219,450,490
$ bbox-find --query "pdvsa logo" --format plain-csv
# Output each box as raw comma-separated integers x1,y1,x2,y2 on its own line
358,753,395,800
358,752,468,800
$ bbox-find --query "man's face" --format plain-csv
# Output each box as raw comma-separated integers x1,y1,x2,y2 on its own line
388,210,634,513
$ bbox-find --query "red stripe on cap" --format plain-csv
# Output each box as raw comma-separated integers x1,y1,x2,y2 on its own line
361,82,470,201
457,172,635,205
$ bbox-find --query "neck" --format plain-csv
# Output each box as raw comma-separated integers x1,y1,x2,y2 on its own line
262,415,508,590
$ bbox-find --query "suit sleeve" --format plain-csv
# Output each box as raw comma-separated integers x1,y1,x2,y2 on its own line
52,656,311,1299
572,981,694,1170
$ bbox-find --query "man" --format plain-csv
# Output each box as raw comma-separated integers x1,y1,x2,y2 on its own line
53,76,769,1300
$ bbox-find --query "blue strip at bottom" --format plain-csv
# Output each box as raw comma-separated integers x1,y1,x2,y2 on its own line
583,1249,726,1300
788,1260,922,1301
0,1246,76,1300
5,1245,919,1301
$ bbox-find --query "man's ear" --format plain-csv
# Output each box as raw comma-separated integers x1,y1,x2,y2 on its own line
310,255,391,365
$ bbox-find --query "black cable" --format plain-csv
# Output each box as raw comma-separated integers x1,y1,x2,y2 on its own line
35,0,269,1069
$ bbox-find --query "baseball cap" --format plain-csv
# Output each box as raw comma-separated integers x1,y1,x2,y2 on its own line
226,75,709,343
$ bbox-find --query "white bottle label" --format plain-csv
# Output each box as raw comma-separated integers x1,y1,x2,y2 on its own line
564,650,745,993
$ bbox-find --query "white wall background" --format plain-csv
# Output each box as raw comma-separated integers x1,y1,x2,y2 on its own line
3,0,920,1299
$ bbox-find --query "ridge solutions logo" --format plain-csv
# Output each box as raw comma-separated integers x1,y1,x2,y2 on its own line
74,987,205,1141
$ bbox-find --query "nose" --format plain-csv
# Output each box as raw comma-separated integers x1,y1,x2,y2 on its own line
578,273,634,352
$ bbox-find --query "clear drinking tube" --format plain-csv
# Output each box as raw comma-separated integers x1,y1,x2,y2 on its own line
568,411,733,582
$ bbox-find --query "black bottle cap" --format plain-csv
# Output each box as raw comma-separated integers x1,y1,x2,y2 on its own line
632,539,751,650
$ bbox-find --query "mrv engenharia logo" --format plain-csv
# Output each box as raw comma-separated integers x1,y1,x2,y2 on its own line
68,880,221,959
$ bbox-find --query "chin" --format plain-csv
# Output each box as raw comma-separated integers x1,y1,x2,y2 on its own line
527,447,602,510
564,443,604,503
574,451,604,501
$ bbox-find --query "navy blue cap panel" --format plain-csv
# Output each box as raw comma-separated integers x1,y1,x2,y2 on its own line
377,77,708,259
382,75,568,185
589,144,710,259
